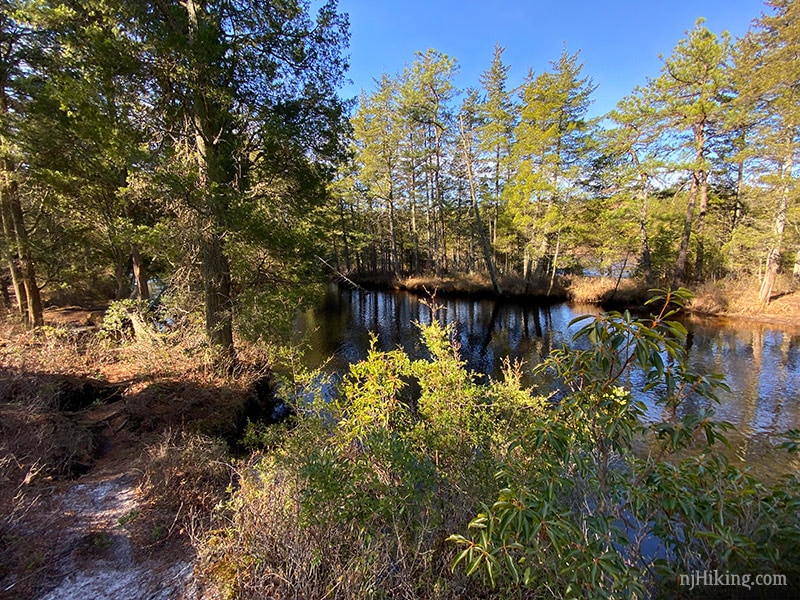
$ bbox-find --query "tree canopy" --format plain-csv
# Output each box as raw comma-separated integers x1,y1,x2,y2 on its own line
1,0,798,346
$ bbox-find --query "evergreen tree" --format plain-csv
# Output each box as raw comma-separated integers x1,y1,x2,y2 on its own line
128,0,349,354
0,0,43,327
506,48,595,284
733,0,800,303
400,49,458,275
477,44,515,261
606,86,668,285
652,19,732,284
352,75,403,275
458,88,502,293
17,0,151,301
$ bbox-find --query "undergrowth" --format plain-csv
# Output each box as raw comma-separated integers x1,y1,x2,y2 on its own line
0,300,273,595
2,290,799,598
196,312,541,599
195,290,800,599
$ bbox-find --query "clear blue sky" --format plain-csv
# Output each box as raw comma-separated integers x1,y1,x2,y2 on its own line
335,0,766,117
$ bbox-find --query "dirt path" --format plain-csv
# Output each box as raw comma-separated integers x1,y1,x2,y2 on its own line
0,378,212,600
1,438,200,600
35,470,195,600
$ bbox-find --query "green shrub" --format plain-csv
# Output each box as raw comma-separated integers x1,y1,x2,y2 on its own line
99,299,152,339
197,291,800,599
449,289,800,598
198,318,543,598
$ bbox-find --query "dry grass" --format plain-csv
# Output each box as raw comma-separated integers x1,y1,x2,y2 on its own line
0,391,98,594
0,329,108,539
0,326,101,380
686,275,797,314
132,430,234,556
687,283,729,315
0,314,275,596
401,272,495,296
194,455,492,600
566,276,649,306
139,430,232,513
399,273,569,299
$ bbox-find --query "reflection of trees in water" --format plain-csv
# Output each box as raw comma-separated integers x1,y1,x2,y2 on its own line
731,327,762,461
320,290,560,381
302,290,800,448
669,320,800,474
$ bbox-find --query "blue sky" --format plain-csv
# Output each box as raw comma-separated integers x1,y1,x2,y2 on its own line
335,0,766,117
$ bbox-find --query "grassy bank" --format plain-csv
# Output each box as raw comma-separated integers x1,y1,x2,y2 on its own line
346,272,656,306
345,272,800,327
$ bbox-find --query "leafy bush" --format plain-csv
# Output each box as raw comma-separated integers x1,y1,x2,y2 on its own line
198,318,543,598
198,291,800,599
449,289,800,598
99,299,152,339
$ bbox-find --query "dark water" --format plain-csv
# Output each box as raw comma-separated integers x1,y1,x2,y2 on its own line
294,285,800,476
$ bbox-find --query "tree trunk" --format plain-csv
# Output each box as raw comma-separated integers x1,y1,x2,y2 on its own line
200,230,234,350
459,116,502,295
630,151,653,287
639,204,653,288
1,159,42,327
114,247,128,299
548,232,560,295
1,50,29,325
0,274,9,311
674,174,698,286
425,168,437,275
492,144,501,258
676,121,707,286
387,188,400,277
13,213,43,327
0,199,28,325
186,0,236,356
758,151,792,305
693,166,708,281
131,243,150,300
522,247,530,284
433,125,447,274
337,196,352,272
733,157,744,230
533,236,549,286
408,132,420,274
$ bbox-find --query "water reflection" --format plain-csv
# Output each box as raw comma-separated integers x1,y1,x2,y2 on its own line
295,286,800,476
295,286,598,379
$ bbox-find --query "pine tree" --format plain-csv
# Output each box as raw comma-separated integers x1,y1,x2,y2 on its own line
733,0,800,304
477,44,515,262
0,0,43,327
506,48,595,284
129,0,349,354
18,0,151,301
606,86,667,286
352,75,403,275
400,49,458,275
652,19,732,284
458,89,502,293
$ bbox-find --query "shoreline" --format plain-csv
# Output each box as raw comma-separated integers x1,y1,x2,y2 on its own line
340,272,800,332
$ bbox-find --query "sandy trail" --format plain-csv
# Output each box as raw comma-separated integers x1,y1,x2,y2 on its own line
20,470,196,600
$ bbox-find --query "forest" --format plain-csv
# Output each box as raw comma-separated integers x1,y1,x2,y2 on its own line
0,0,799,352
1,0,799,598
341,11,799,308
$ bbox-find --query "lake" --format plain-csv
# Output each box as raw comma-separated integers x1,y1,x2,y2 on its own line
294,285,800,477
